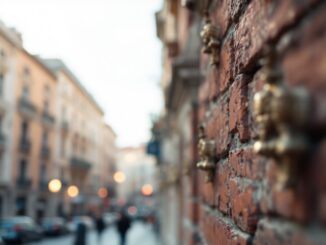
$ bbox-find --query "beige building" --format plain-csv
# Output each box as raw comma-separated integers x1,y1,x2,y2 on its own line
0,21,58,219
42,59,116,215
0,21,117,219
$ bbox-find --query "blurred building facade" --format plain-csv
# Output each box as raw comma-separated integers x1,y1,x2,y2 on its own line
155,1,326,245
0,21,117,220
116,146,157,200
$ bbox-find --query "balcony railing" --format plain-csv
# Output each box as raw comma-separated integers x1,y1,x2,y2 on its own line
42,110,55,125
20,138,31,153
16,178,32,189
40,145,50,158
70,157,92,170
19,97,36,116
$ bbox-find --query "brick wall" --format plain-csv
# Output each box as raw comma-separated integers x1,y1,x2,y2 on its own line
189,0,326,244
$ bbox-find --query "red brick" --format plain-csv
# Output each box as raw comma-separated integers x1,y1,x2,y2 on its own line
199,80,210,104
212,0,249,37
199,205,252,245
229,178,260,234
234,0,320,75
229,148,266,180
254,218,326,245
229,75,251,141
206,97,231,158
219,36,234,93
215,160,230,214
199,171,215,206
208,67,220,101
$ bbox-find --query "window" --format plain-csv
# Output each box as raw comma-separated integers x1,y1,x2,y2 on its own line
40,164,47,183
22,84,29,99
43,100,49,113
43,85,50,112
60,137,66,158
22,67,31,99
19,159,27,179
21,121,28,142
42,131,48,146
0,74,4,96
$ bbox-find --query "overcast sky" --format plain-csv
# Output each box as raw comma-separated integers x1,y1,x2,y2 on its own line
0,0,163,147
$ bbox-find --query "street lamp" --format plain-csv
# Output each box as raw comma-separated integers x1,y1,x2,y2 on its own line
67,185,79,198
48,179,62,193
141,184,154,196
98,187,108,198
113,171,126,184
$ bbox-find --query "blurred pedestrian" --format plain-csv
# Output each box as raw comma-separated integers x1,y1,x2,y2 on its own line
74,222,87,245
95,213,106,244
116,211,131,245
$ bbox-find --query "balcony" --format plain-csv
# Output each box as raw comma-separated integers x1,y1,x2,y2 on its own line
19,138,31,154
70,157,92,170
16,178,32,189
40,145,50,158
18,97,36,117
42,110,55,126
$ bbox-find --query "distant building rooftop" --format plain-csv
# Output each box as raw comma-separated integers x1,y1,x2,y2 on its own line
40,58,104,115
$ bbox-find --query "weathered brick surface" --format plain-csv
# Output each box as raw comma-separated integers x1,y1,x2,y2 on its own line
254,218,326,245
206,97,231,158
218,36,235,93
233,0,321,75
229,178,260,234
229,148,265,180
166,0,326,244
229,75,250,142
211,0,249,37
199,205,252,245
282,3,326,90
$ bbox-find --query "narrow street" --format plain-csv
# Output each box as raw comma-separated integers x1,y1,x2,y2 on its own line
27,222,160,245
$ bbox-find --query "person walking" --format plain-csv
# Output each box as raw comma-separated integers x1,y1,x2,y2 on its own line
74,222,87,245
116,211,131,245
95,213,106,244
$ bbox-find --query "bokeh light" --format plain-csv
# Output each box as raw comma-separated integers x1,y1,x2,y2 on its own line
48,179,62,193
141,184,153,196
67,185,79,198
114,171,126,183
98,187,108,198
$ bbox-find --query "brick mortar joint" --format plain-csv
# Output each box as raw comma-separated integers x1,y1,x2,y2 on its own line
200,201,253,237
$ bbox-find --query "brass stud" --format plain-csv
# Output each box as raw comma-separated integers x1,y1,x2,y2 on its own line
253,47,311,187
196,125,216,182
200,15,220,66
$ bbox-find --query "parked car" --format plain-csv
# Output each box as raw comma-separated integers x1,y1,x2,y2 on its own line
0,236,5,245
41,217,68,236
67,216,94,233
0,216,43,244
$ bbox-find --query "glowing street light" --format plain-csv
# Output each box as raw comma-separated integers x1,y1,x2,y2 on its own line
67,185,79,198
98,187,108,198
114,171,126,183
141,184,154,196
48,179,62,193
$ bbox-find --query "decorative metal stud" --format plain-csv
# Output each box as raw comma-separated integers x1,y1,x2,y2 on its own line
200,17,220,66
196,125,216,182
253,47,311,187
